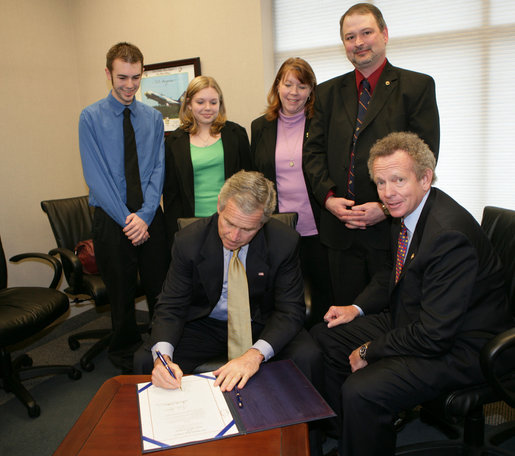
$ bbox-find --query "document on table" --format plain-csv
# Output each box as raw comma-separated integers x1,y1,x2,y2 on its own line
137,373,240,452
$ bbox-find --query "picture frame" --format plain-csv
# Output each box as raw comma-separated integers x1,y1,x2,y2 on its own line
137,57,201,133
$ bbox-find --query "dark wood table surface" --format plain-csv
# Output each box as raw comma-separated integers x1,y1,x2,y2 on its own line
54,375,309,456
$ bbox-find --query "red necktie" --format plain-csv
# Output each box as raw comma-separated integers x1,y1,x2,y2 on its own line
395,221,408,283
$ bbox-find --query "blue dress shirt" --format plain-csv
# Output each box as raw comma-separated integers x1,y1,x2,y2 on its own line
79,92,165,227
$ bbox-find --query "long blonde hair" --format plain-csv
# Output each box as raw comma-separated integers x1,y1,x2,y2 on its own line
179,76,227,135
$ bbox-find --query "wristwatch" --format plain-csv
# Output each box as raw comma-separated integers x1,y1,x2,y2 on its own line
359,342,370,361
381,203,390,216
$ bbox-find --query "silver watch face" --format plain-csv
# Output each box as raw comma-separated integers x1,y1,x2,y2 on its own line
359,344,367,360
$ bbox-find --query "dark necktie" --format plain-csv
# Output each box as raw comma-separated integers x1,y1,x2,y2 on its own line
227,248,252,360
347,79,371,199
123,108,143,212
395,221,409,283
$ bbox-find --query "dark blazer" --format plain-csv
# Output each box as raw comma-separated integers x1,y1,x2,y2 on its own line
163,121,251,242
250,115,321,227
150,214,305,355
303,61,440,250
356,187,511,362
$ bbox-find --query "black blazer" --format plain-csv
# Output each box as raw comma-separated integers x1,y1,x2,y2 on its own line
163,121,251,243
303,61,440,250
356,188,511,364
150,214,305,355
250,115,321,228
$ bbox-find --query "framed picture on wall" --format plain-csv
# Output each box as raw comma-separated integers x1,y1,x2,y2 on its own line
137,57,201,133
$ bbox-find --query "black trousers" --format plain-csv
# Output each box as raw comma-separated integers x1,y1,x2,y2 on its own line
310,313,486,456
134,317,323,389
92,207,169,368
299,235,333,328
327,239,389,307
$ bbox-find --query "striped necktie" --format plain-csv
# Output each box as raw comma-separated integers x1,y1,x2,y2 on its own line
395,221,409,283
347,79,371,199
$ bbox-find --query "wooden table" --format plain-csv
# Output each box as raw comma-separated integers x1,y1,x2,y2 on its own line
54,375,309,456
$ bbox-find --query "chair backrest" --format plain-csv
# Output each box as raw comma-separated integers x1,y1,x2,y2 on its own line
41,196,94,250
0,237,7,290
177,212,298,232
481,206,515,312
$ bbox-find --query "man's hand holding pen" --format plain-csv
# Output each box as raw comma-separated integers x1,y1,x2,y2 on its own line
152,351,183,390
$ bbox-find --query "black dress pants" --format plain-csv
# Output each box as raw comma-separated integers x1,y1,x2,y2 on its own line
93,207,169,369
134,317,323,389
311,313,486,456
327,239,389,307
299,235,333,328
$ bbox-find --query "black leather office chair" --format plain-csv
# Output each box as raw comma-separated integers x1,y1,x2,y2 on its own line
176,212,302,374
41,196,109,371
0,236,81,417
397,206,515,455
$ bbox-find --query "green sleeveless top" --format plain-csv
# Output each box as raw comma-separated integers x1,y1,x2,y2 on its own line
190,139,225,217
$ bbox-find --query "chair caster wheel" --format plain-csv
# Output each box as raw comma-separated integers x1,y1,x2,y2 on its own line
19,354,33,367
28,404,41,418
68,337,80,350
81,360,94,372
69,368,82,380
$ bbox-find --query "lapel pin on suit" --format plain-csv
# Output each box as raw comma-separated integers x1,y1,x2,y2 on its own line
385,81,391,86
258,272,265,276
410,253,415,260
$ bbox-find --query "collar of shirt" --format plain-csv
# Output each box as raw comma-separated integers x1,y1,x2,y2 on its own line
106,90,139,117
403,189,431,250
355,58,388,94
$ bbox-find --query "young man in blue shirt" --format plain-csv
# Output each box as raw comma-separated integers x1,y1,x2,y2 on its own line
79,42,169,372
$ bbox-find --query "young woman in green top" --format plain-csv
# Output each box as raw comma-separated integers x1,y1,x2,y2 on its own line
163,76,251,246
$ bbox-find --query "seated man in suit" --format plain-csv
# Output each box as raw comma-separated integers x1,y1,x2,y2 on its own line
135,170,322,394
311,132,511,456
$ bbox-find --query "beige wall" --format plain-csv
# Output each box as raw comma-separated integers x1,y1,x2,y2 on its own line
0,0,273,287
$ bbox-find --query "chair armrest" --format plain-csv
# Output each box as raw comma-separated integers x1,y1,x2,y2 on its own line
479,326,515,408
9,252,63,289
48,247,84,291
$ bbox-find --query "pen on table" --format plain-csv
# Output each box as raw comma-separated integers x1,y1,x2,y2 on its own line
235,387,244,408
156,350,182,390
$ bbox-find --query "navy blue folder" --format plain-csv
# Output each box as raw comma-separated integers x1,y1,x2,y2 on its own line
226,359,335,434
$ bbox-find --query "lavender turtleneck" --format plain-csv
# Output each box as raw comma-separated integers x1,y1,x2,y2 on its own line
275,109,317,236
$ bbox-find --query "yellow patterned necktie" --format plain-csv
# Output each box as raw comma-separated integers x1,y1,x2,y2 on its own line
227,248,253,359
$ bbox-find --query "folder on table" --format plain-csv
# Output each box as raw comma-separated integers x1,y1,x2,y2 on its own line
137,359,335,453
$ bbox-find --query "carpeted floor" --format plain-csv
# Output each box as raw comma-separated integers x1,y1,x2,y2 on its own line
0,307,147,455
0,308,514,456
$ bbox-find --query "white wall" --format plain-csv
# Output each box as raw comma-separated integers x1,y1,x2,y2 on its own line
0,0,274,287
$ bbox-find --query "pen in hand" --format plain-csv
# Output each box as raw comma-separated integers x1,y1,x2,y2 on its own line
156,350,182,390
235,387,243,408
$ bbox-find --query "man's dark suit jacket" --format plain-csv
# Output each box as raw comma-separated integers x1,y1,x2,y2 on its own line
250,115,322,227
303,61,440,251
357,187,511,368
163,121,251,243
150,214,306,356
